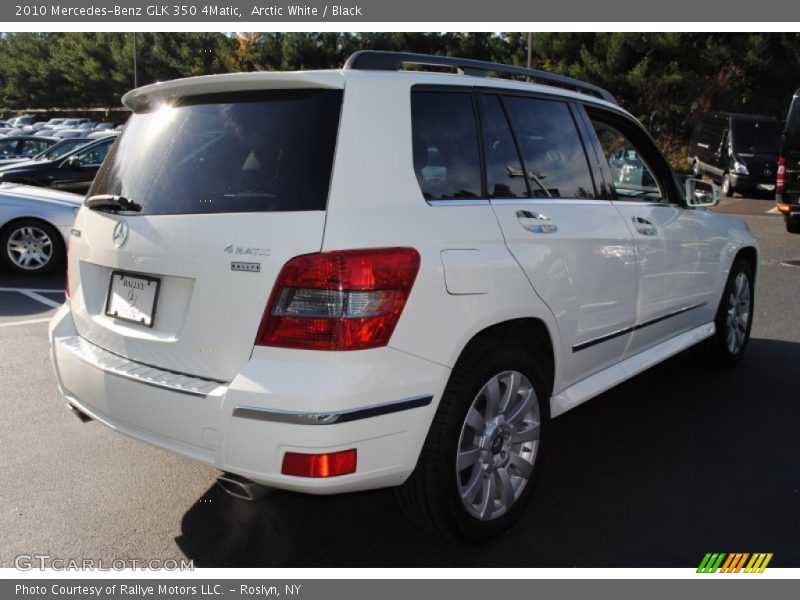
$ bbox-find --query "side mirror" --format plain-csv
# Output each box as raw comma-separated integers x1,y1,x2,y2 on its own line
685,177,719,207
66,156,82,170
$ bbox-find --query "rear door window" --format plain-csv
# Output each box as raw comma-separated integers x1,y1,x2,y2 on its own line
90,89,343,214
480,95,529,198
502,96,596,198
411,91,482,200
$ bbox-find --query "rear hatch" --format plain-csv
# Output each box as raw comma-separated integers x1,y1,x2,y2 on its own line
67,74,344,382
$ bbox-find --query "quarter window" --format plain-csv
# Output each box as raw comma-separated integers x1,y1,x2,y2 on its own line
411,92,482,200
503,97,596,198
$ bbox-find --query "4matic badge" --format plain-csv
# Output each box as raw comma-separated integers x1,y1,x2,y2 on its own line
223,244,270,257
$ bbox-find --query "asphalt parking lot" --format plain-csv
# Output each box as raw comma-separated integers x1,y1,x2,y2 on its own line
1,196,799,568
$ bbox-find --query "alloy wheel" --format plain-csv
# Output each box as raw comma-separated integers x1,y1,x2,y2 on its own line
456,370,540,521
725,271,751,355
6,225,54,271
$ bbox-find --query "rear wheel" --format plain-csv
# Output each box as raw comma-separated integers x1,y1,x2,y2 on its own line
396,340,549,541
706,258,754,365
721,173,734,197
0,218,64,274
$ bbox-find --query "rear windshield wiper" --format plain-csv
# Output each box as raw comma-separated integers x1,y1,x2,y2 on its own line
84,194,142,213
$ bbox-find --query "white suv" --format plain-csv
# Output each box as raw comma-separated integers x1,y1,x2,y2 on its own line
49,51,758,541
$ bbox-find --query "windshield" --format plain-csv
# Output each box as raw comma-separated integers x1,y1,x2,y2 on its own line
731,120,781,154
90,89,342,215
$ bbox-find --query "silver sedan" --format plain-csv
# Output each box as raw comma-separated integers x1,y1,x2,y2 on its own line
0,183,82,274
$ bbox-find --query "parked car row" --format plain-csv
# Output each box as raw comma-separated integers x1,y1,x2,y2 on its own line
0,135,117,273
0,114,124,140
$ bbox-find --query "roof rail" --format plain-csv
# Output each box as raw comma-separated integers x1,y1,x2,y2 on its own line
344,50,617,105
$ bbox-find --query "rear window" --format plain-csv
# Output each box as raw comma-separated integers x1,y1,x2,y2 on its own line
731,119,781,154
90,89,342,214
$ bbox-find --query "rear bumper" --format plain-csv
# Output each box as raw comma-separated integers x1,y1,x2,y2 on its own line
49,304,450,494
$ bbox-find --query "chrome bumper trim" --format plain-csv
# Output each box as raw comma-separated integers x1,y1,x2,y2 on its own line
58,335,224,397
232,394,434,425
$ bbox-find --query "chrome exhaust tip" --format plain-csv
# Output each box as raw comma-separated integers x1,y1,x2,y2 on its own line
67,403,92,423
216,472,271,501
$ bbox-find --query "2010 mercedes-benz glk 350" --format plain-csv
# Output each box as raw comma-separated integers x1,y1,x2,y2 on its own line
50,51,758,540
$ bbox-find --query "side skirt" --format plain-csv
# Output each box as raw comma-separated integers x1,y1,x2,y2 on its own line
550,322,715,418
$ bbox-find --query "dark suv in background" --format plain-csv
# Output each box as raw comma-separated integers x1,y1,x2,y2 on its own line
690,113,781,197
777,89,800,233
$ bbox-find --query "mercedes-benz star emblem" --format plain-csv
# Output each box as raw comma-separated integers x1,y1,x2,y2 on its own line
112,220,129,248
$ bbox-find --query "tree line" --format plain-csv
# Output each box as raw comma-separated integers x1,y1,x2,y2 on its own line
1,32,799,164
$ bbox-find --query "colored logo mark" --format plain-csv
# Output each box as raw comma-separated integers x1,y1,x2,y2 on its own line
697,553,773,573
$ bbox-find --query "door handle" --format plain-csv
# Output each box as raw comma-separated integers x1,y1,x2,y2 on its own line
517,210,558,233
632,216,657,236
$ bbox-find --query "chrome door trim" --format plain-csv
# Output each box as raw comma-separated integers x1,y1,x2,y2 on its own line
572,302,708,352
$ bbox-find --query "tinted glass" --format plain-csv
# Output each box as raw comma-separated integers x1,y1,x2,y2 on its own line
482,95,528,198
90,90,342,214
19,139,52,156
411,92,482,200
592,122,664,201
503,97,595,198
39,139,88,160
0,139,20,156
731,119,781,154
75,140,112,165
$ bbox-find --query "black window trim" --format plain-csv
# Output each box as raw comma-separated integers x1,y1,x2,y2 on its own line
580,103,687,208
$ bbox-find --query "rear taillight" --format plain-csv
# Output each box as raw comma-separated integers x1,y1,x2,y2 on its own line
777,156,786,192
256,247,421,351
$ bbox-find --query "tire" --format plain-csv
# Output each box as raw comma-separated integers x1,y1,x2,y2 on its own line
721,173,734,197
396,340,550,541
786,218,800,234
0,218,65,274
706,258,755,365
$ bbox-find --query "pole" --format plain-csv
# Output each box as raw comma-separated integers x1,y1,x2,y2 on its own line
527,32,533,70
133,32,138,89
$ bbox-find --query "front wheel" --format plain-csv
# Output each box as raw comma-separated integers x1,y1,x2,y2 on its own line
786,218,800,234
706,258,755,365
721,173,734,197
396,340,550,541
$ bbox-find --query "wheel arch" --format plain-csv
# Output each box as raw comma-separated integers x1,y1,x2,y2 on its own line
452,317,556,399
0,214,68,246
734,244,758,278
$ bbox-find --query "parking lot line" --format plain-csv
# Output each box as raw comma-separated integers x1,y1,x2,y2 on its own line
19,291,62,309
0,287,66,294
0,317,52,328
